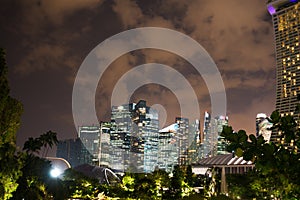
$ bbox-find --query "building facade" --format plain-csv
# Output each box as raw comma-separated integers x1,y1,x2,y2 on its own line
110,100,159,173
78,126,101,165
202,112,228,157
267,0,300,148
203,111,212,157
213,115,229,155
99,121,111,167
256,113,272,143
158,124,179,173
56,138,93,167
175,117,189,165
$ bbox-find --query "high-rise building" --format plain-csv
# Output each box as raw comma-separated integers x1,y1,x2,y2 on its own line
267,0,300,148
203,113,228,157
213,115,229,155
78,126,101,165
99,122,111,167
158,123,179,173
56,138,93,167
203,111,212,157
175,117,189,165
110,100,159,173
188,119,201,164
256,113,268,137
110,104,133,172
256,113,273,143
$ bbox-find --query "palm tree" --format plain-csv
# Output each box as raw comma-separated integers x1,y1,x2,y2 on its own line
40,131,58,157
23,131,58,156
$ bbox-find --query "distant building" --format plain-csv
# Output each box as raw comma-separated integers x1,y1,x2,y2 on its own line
78,125,101,165
256,113,272,143
189,119,201,144
202,112,228,157
213,115,229,155
188,119,201,164
203,111,212,157
99,122,111,167
110,104,133,172
176,117,189,165
267,0,300,149
256,113,268,137
56,138,93,167
110,100,159,173
158,123,179,173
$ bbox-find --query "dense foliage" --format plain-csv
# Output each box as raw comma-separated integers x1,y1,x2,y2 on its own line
221,110,300,199
0,48,23,199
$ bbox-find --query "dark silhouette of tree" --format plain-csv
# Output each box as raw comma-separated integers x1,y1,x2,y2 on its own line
23,130,58,156
14,131,59,199
185,165,195,187
11,154,53,200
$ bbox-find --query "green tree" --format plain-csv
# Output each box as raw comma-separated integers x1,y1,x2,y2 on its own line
169,165,193,199
185,165,195,187
11,154,53,200
221,110,300,199
13,131,59,200
0,48,23,200
23,130,58,156
60,168,103,200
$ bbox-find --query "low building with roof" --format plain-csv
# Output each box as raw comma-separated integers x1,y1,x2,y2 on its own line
192,154,254,194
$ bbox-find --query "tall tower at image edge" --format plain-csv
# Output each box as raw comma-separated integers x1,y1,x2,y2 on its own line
267,0,300,147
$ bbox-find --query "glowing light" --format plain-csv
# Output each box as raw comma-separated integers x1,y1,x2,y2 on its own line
50,168,62,178
267,5,276,15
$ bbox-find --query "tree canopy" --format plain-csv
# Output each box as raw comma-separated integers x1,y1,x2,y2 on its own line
221,110,300,199
0,48,23,200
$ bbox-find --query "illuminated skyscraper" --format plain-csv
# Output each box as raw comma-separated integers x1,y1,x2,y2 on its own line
203,111,212,157
187,119,201,164
110,100,159,173
158,123,179,172
256,113,272,143
175,117,189,165
99,122,111,167
56,138,93,167
78,125,101,165
213,115,229,155
202,112,228,157
267,0,300,147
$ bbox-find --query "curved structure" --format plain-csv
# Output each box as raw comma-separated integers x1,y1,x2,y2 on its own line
74,164,121,185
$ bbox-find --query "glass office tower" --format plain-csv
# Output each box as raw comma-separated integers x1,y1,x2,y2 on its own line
78,125,101,165
110,100,159,173
267,0,300,149
175,117,189,165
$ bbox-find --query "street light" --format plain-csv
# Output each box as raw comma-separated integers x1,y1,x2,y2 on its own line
50,167,63,178
46,157,71,178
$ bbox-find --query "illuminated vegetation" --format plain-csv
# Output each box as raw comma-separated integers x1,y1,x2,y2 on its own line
0,48,23,200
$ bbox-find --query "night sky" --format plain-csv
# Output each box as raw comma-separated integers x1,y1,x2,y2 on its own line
0,0,276,155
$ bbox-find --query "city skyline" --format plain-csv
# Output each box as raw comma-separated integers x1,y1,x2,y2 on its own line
0,0,276,152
